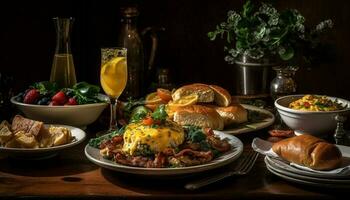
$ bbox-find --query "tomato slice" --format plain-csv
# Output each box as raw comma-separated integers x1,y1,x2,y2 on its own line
142,117,154,125
157,88,172,102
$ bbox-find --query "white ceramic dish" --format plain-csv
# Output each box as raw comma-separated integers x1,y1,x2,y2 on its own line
265,157,350,189
275,95,350,136
222,104,275,135
11,95,108,128
266,156,350,180
85,130,243,176
0,124,86,159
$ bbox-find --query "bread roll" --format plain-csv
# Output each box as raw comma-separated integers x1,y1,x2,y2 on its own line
214,104,247,126
172,83,214,103
173,105,224,130
209,85,232,107
272,135,342,170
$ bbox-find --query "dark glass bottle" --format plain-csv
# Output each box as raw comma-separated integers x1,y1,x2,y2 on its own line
118,7,144,99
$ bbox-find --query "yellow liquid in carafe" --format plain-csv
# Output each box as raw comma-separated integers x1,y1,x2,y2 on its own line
50,54,77,88
100,57,127,98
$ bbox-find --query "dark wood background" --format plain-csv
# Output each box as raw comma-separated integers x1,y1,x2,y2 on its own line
0,0,349,99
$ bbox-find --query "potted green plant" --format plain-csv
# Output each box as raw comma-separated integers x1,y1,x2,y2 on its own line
208,0,333,96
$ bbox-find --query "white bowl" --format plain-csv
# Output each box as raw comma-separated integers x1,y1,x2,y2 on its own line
0,124,86,159
11,95,108,128
275,95,350,136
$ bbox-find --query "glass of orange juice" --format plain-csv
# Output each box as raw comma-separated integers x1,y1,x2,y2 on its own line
100,47,128,133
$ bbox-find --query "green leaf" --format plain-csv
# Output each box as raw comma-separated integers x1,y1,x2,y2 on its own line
129,106,151,123
88,127,125,148
279,46,294,60
184,126,206,143
242,0,253,18
73,82,100,96
208,32,216,40
32,81,58,95
151,104,168,122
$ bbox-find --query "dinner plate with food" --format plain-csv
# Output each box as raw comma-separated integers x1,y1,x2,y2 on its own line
120,83,274,135
85,105,243,175
0,115,86,159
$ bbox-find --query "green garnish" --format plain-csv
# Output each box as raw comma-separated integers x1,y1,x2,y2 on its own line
183,126,206,143
88,127,125,148
151,104,168,122
129,106,151,123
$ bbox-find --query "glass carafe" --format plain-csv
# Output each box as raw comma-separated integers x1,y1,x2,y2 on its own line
118,7,144,99
50,17,77,88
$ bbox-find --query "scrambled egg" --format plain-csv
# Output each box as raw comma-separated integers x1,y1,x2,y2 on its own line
122,121,185,155
289,95,344,111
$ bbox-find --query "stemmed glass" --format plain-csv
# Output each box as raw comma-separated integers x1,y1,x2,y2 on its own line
99,47,128,134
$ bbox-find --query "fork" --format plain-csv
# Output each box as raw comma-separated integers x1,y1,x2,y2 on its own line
184,151,259,190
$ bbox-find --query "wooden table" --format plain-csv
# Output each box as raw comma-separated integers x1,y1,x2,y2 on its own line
0,129,347,200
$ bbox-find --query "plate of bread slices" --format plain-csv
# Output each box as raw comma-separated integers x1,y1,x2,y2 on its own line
0,115,86,159
134,83,274,135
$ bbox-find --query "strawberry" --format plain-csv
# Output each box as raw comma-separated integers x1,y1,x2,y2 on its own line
49,101,60,106
65,98,78,105
23,89,40,104
52,91,67,105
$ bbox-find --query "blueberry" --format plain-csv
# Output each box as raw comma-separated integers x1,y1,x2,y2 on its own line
37,99,47,105
41,97,50,104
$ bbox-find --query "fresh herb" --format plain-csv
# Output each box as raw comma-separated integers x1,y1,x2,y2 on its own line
208,0,333,64
151,124,159,129
199,140,211,151
212,149,222,158
66,82,105,104
134,144,154,157
247,110,270,123
122,97,146,120
184,126,206,143
151,104,168,122
32,81,59,96
88,127,125,148
129,106,151,123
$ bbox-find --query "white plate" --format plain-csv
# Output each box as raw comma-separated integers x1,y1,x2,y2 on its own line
0,124,86,159
85,130,243,176
222,104,275,135
265,144,350,179
265,159,350,189
265,157,350,184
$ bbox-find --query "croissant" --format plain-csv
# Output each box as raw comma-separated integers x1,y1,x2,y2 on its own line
272,134,342,170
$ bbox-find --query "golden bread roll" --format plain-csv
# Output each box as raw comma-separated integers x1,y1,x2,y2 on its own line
272,135,342,170
173,105,224,130
172,83,214,103
209,85,232,107
214,104,247,126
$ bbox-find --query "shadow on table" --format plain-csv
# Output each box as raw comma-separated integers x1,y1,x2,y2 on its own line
0,152,98,177
100,161,265,196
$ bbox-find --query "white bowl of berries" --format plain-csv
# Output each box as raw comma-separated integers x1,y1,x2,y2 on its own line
11,82,108,128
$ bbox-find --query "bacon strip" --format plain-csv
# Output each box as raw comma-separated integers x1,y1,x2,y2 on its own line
207,136,231,152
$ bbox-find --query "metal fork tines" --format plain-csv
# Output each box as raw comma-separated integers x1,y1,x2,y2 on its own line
185,151,259,190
